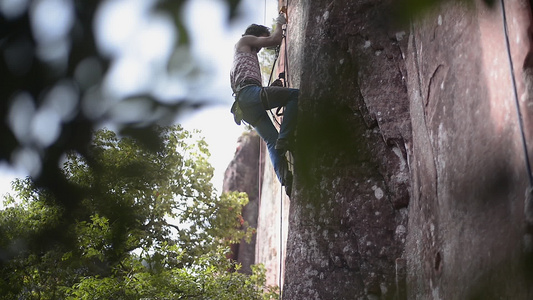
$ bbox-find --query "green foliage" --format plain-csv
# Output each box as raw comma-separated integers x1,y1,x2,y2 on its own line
63,248,278,300
0,0,244,234
0,125,276,299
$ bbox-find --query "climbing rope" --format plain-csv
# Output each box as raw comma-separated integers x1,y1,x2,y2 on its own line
258,137,263,206
500,0,533,186
264,45,284,128
263,0,267,25
281,8,290,89
279,181,284,299
264,5,290,127
259,3,291,297
278,5,289,298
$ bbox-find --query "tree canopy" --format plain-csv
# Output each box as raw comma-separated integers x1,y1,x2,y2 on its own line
0,0,244,216
0,125,277,299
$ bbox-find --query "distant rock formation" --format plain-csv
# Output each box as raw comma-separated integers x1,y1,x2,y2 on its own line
222,131,263,274
222,128,288,286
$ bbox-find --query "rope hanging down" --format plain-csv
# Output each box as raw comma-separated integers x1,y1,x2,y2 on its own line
260,3,291,297
500,0,533,226
264,28,289,126
279,174,284,298
277,5,290,298
500,0,533,186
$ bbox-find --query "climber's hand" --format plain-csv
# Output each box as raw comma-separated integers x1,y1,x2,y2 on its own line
276,13,287,25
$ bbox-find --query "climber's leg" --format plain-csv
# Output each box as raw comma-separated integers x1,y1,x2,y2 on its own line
262,86,299,149
254,114,290,185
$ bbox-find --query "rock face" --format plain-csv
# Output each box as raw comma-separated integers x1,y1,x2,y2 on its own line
222,131,263,274
224,0,533,298
405,1,533,299
223,127,289,286
281,0,533,299
283,1,410,299
254,145,290,287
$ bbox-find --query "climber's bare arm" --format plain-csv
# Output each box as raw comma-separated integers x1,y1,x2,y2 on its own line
235,13,286,53
235,25,283,53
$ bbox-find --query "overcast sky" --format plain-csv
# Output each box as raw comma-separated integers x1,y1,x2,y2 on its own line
179,0,277,192
0,0,278,197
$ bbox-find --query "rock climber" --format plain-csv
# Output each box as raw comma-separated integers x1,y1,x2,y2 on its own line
230,12,298,197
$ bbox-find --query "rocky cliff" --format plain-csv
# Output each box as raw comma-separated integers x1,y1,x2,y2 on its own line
223,125,289,286
284,1,410,299
222,132,264,274
223,0,533,299
405,1,533,298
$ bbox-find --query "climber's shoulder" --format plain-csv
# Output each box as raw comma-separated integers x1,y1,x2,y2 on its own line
236,33,281,53
234,37,254,53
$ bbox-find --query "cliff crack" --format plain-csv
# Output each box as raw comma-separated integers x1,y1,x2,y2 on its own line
411,23,424,102
425,64,444,107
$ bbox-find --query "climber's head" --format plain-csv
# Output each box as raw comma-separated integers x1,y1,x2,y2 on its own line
243,24,270,38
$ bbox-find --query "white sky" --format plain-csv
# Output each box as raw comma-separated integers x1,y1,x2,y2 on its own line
0,0,278,198
179,0,277,192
